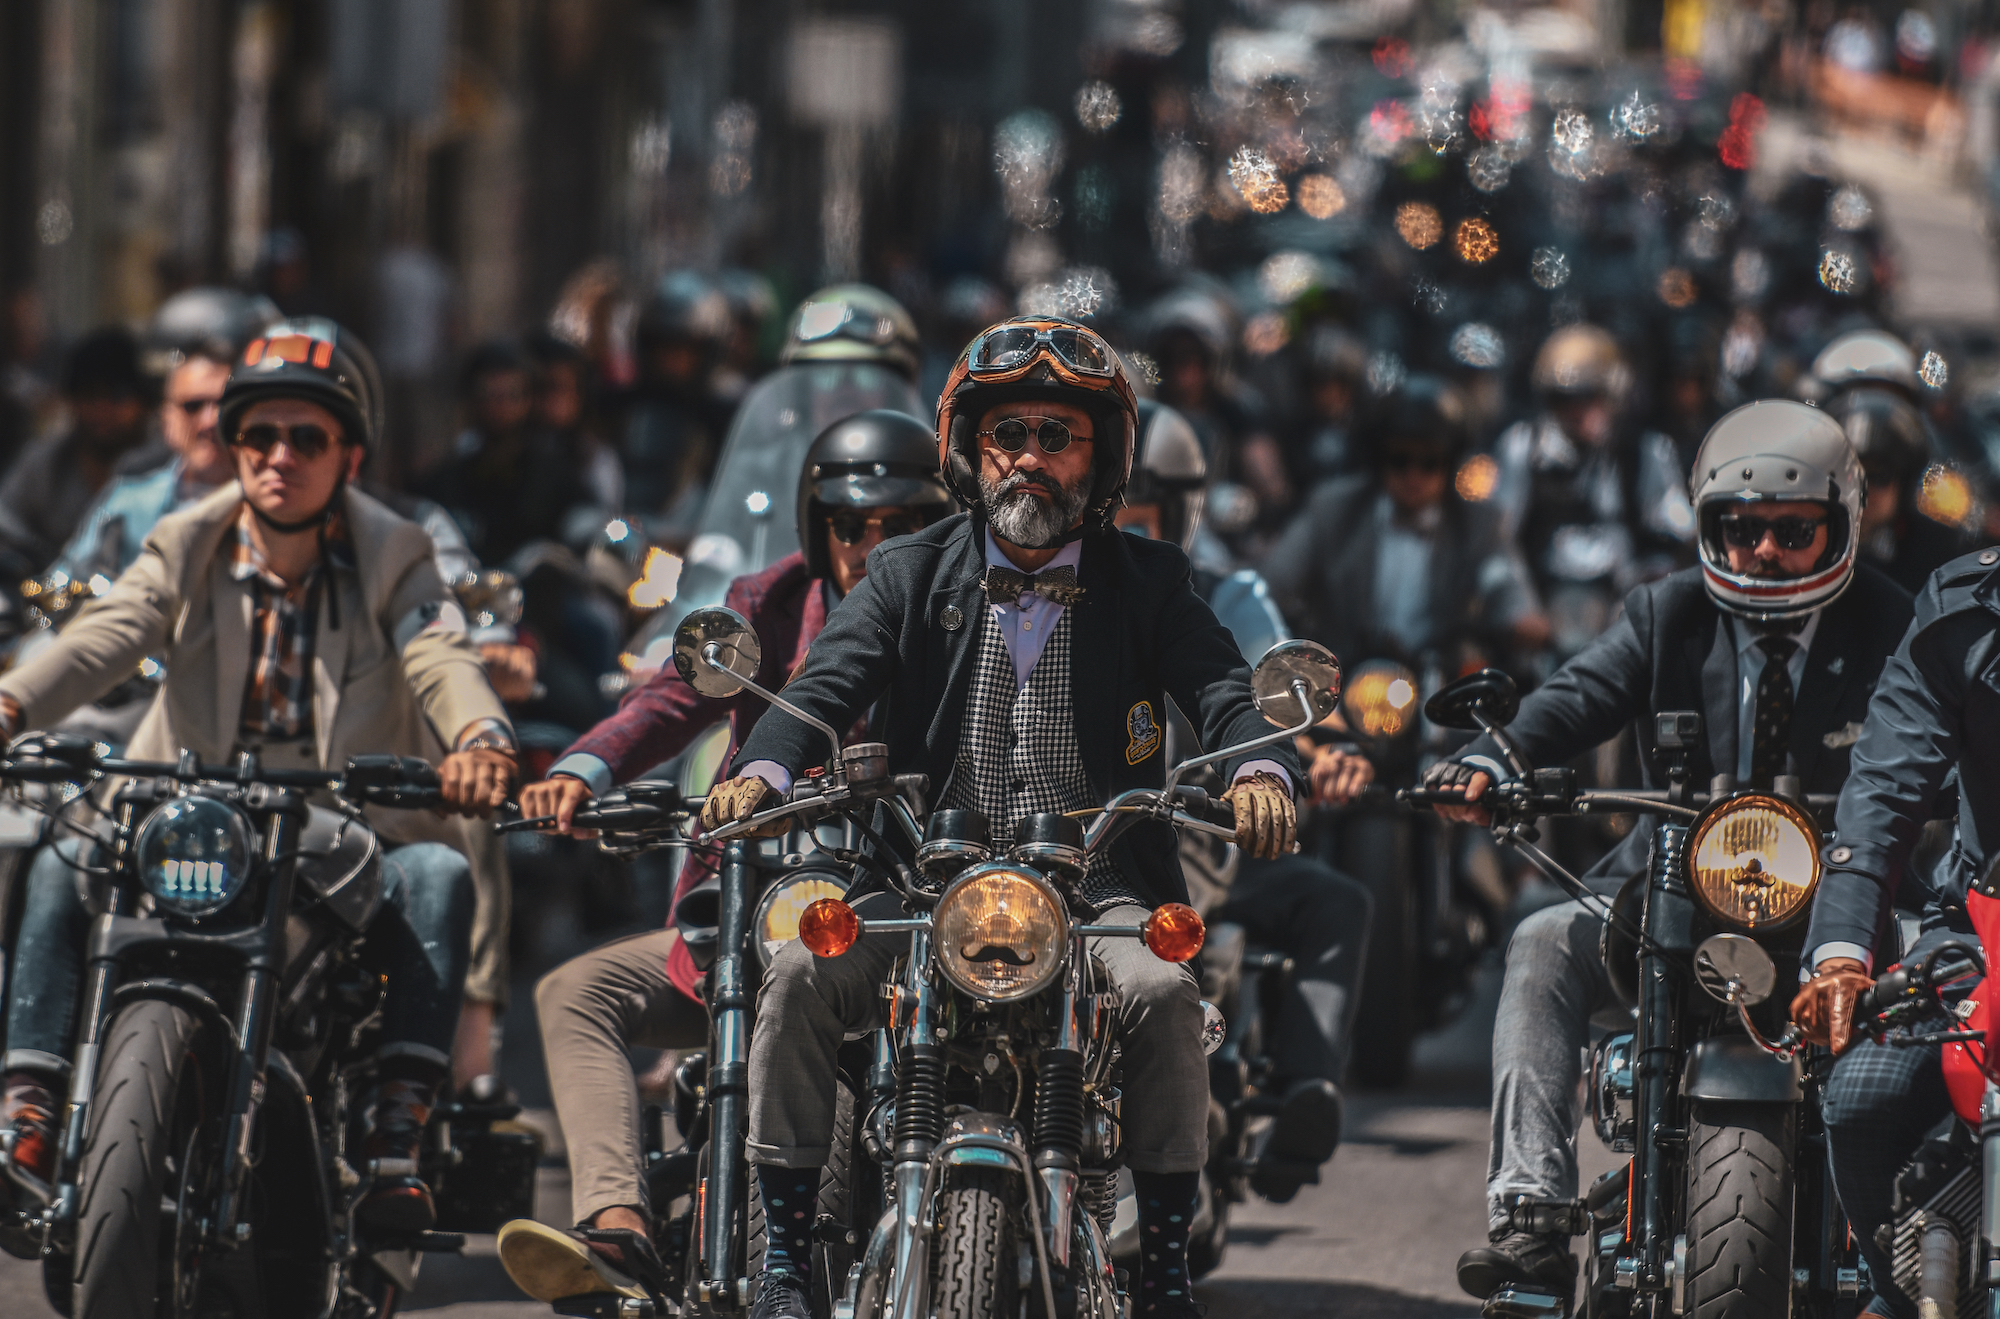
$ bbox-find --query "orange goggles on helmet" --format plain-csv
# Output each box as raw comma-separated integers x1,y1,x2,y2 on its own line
962,321,1118,384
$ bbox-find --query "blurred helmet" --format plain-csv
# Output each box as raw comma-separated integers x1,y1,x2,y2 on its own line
1690,399,1863,621
1532,324,1626,398
1145,287,1236,366
1364,374,1469,461
1826,384,1928,490
796,410,953,580
937,316,1139,540
1302,324,1369,385
716,268,780,328
144,287,282,376
1125,399,1209,552
222,320,383,451
637,270,732,347
1812,328,1919,396
61,327,151,401
778,284,920,378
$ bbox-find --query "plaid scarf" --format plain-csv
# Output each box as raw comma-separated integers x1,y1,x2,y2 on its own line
228,504,355,744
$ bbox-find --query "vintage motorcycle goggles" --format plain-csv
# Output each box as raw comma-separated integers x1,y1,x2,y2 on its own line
1717,513,1827,551
964,324,1117,381
978,416,1084,455
794,299,901,346
233,422,336,459
826,509,934,545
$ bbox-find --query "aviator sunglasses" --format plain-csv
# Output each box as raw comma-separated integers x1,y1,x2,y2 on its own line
233,423,335,460
978,416,1088,455
827,509,932,545
1717,513,1826,551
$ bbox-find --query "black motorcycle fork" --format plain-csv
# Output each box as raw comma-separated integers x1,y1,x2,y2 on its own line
1631,822,1690,1295
49,796,146,1228
697,839,756,1312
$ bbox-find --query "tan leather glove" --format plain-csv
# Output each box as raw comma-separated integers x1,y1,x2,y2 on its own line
700,774,787,838
1223,771,1295,860
1788,957,1873,1055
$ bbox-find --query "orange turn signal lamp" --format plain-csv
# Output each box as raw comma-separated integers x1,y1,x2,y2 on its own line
1143,903,1205,963
799,898,860,957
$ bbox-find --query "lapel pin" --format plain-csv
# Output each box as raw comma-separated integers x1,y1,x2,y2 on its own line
941,605,964,632
1827,657,1843,676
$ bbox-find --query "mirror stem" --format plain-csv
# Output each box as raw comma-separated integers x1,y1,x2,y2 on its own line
703,644,849,783
1475,709,1533,780
1163,678,1319,800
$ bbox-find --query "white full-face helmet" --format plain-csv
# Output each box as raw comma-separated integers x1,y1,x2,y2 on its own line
1690,400,1864,621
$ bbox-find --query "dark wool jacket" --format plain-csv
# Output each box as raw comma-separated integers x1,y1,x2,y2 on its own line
1459,562,1914,894
732,513,1303,908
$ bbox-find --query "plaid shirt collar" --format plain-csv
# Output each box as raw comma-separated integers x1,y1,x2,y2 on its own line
230,502,355,744
228,503,355,589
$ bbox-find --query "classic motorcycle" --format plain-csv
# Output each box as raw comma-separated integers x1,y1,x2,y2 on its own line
0,736,538,1318
669,606,1340,1319
1406,669,1860,1319
1847,881,2000,1319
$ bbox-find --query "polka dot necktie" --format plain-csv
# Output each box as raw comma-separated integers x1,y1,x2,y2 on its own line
1750,636,1798,787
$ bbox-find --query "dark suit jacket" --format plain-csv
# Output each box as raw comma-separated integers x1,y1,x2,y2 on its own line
1804,550,2000,959
732,513,1303,908
1459,562,1914,893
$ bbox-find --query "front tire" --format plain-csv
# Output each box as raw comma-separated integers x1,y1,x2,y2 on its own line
72,999,213,1319
931,1167,1020,1319
1683,1102,1795,1319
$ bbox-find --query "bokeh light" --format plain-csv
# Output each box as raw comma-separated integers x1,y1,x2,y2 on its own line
1243,312,1290,356
1260,250,1322,303
1531,246,1571,289
1456,454,1500,502
1395,201,1443,249
1454,217,1499,263
1818,248,1858,295
1919,464,1977,527
1467,148,1511,194
1921,350,1950,390
1657,267,1697,308
1228,147,1290,214
1828,185,1873,232
1297,174,1345,219
1450,322,1504,368
1075,81,1122,133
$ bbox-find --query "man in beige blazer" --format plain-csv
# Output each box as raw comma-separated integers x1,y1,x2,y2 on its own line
0,325,514,1234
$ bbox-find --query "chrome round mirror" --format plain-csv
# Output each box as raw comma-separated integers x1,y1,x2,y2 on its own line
672,606,763,699
1250,640,1341,728
1693,933,1778,1007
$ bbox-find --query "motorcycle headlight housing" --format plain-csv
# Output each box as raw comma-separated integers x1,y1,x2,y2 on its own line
933,864,1069,1001
1686,794,1821,931
1342,660,1420,739
753,868,852,968
136,796,256,919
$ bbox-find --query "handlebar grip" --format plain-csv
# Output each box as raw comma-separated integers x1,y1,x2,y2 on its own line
1171,786,1237,829
1856,964,1912,1022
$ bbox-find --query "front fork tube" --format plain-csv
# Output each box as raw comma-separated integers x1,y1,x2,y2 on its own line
700,841,756,1311
1981,1082,2000,1306
50,798,145,1228
1038,943,1085,1272
1633,824,1689,1294
885,929,936,1319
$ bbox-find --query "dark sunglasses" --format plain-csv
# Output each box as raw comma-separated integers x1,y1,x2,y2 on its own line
171,396,222,418
1718,513,1826,550
828,509,932,545
980,416,1083,455
233,423,335,459
1382,452,1445,474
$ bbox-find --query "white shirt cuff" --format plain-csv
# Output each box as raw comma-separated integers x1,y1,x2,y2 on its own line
1803,941,1873,981
1461,754,1510,782
548,753,613,796
1234,759,1293,797
738,760,794,795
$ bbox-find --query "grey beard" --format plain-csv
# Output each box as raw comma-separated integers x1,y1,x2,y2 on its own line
981,472,1090,548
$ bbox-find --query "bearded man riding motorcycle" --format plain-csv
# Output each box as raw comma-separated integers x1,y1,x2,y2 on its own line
0,325,517,1233
1423,401,1912,1304
1787,531,2000,1315
492,410,953,1304
699,316,1302,1319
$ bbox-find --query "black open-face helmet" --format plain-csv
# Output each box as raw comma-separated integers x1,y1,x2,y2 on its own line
797,410,954,581
219,319,382,452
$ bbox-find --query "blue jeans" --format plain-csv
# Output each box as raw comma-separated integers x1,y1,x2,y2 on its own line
3,837,472,1079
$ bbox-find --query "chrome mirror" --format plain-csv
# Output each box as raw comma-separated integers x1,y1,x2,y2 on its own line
673,606,762,699
1250,640,1341,728
1693,933,1777,1007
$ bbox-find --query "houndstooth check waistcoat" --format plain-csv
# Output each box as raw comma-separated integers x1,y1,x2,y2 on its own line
941,609,1145,911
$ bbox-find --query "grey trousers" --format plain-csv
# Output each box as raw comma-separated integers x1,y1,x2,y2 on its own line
748,894,1210,1173
535,929,710,1225
1486,899,1617,1230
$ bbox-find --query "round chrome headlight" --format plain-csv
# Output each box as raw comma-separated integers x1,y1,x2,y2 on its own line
933,864,1069,1001
753,868,852,968
136,796,256,919
1342,660,1420,739
1686,794,1821,931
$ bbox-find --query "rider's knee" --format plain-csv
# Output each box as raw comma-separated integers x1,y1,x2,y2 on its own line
1504,901,1595,971
385,843,474,917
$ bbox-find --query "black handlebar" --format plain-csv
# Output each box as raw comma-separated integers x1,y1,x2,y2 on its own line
0,737,445,809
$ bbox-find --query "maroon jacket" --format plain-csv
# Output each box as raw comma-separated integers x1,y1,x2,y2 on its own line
559,552,830,998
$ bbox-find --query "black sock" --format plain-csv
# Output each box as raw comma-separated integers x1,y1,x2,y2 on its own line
1132,1169,1201,1312
757,1164,822,1280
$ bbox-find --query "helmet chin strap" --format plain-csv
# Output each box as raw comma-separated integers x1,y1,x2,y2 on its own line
246,474,347,629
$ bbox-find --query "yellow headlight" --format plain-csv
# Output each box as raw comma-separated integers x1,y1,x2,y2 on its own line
1686,795,1821,930
933,865,1069,1001
1342,660,1420,739
753,870,851,966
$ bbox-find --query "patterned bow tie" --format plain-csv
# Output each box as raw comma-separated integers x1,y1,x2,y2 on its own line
982,564,1085,607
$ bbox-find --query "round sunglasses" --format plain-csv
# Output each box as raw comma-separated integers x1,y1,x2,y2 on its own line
977,416,1089,455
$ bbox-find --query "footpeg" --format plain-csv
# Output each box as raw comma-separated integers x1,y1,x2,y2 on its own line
553,1297,658,1318
1483,1285,1568,1318
1502,1194,1589,1238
